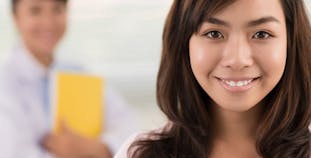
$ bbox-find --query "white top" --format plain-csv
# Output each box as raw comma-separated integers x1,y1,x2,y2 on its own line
114,132,144,158
114,127,166,158
0,43,138,158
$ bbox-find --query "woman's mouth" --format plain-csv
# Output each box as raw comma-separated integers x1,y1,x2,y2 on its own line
223,79,253,87
216,77,260,92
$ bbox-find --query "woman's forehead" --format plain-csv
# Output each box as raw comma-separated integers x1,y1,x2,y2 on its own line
201,0,286,26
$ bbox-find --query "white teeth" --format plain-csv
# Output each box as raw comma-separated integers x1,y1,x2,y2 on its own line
223,79,252,87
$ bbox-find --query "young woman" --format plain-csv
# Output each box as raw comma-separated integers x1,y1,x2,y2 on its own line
115,0,311,157
0,0,136,157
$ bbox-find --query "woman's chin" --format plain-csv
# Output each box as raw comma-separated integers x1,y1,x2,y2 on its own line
214,102,258,113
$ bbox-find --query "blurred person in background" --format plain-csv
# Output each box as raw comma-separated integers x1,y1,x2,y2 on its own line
0,0,137,157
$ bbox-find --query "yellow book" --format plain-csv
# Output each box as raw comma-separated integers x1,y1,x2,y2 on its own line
51,72,104,138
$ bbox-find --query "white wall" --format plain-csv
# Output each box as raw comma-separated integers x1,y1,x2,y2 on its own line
307,0,311,13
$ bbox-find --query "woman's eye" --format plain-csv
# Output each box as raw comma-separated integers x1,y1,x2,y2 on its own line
204,31,224,39
253,31,272,39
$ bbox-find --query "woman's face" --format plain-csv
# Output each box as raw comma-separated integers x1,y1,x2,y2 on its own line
189,0,287,112
14,0,67,55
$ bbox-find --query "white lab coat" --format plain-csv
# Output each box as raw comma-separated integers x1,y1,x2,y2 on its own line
0,43,138,158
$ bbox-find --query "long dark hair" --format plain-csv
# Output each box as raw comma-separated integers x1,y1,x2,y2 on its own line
130,0,311,157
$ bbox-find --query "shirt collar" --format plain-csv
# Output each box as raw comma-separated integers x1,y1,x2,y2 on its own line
8,42,51,83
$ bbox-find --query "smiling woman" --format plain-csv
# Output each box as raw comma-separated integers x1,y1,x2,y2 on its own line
114,0,311,158
189,0,287,113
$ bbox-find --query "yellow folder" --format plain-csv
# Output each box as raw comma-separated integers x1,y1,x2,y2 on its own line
52,72,104,138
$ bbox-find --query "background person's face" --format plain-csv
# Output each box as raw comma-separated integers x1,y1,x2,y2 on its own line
189,0,287,112
14,0,67,56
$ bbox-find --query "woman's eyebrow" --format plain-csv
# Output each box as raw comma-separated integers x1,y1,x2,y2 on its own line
205,16,281,27
247,16,281,27
205,17,230,27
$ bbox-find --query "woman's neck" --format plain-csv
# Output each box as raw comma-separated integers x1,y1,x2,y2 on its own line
211,104,262,141
209,104,263,158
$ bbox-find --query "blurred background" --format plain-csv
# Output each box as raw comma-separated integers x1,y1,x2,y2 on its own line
0,0,310,131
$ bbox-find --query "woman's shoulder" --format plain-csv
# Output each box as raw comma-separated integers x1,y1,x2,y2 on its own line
114,131,148,158
114,126,169,158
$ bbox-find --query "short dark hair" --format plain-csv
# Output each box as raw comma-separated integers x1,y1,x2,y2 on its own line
11,0,68,13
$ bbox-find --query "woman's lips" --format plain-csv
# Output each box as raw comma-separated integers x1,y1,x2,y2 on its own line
216,77,260,93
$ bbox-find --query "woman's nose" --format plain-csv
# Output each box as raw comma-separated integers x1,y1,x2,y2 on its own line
220,36,254,71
